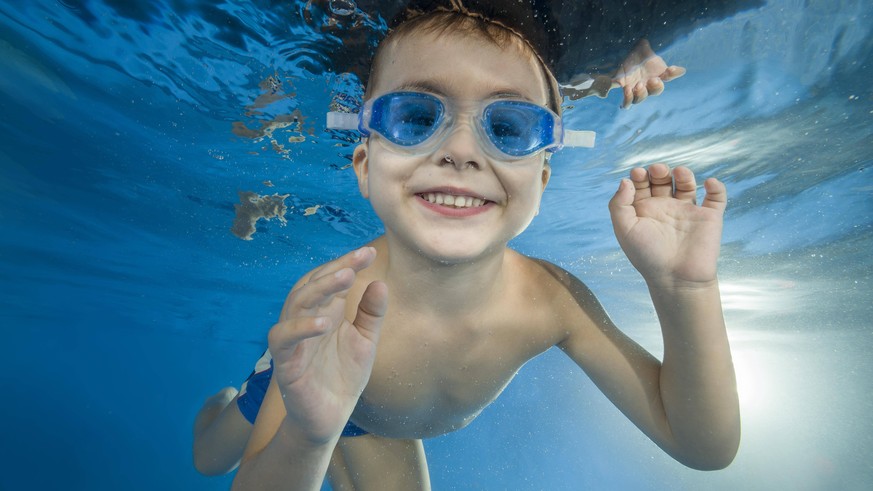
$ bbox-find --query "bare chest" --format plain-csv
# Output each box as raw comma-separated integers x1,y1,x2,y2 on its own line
350,305,560,438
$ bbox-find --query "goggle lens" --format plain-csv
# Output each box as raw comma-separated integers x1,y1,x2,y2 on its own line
370,93,444,147
483,100,555,157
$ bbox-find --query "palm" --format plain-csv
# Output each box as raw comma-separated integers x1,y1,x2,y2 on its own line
609,165,726,286
276,316,374,432
267,248,387,443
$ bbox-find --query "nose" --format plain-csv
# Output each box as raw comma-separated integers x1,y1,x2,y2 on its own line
435,119,482,170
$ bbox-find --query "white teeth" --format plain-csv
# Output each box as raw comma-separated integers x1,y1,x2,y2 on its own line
422,192,486,208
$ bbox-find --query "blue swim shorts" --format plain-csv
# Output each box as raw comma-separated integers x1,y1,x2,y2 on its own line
237,349,369,437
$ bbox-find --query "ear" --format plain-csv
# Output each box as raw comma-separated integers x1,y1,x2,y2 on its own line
352,143,369,198
534,162,551,216
540,162,552,192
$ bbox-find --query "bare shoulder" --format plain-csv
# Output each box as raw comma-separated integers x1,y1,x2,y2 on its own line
511,252,600,310
510,252,613,346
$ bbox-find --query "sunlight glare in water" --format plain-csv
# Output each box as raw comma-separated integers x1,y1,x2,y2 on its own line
719,279,798,315
719,279,802,417
732,348,767,410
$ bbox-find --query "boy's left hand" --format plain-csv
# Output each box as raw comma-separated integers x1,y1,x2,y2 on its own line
608,164,727,287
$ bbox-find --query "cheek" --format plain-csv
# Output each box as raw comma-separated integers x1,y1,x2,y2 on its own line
507,166,547,199
361,151,411,202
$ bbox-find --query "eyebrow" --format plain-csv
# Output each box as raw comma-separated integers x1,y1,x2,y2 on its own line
392,79,537,102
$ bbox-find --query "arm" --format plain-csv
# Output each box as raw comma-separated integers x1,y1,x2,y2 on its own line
232,395,338,491
556,164,739,469
331,435,431,490
232,247,388,490
192,388,252,475
234,388,432,491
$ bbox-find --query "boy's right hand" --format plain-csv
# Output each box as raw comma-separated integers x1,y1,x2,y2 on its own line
267,246,387,445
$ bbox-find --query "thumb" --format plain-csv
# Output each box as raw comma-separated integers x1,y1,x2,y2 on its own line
608,178,637,236
352,281,388,342
701,177,728,213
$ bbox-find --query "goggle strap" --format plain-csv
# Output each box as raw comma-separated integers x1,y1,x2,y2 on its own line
563,130,596,148
326,111,359,131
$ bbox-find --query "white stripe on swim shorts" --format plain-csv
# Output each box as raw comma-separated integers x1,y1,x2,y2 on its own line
239,349,273,396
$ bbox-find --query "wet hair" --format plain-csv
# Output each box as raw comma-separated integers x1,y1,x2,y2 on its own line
364,5,562,117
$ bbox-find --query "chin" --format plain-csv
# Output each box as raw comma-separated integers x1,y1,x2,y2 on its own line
416,238,506,266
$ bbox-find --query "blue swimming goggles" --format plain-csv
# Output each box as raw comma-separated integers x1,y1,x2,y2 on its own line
327,92,595,161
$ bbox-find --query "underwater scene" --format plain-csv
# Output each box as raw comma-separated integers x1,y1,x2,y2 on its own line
1,0,871,489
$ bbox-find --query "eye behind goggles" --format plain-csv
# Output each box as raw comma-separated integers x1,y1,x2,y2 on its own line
327,92,595,161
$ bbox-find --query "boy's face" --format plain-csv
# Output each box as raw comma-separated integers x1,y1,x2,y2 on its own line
353,30,553,264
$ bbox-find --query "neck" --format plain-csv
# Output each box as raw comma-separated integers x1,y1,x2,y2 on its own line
373,235,509,317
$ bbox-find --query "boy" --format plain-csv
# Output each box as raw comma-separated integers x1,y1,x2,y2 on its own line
195,6,739,490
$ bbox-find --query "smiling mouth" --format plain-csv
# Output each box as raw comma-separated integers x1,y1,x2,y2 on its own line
418,192,489,209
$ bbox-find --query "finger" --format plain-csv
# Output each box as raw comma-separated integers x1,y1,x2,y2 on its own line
647,163,674,198
608,178,638,237
672,166,698,203
632,81,648,105
308,246,376,284
622,84,634,109
646,77,665,97
352,281,389,342
660,65,686,82
268,316,332,355
701,177,728,213
293,267,357,312
628,167,651,201
280,246,378,322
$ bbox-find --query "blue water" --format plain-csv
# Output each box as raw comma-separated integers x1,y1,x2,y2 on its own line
1,0,872,489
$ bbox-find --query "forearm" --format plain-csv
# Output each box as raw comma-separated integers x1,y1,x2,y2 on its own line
231,418,337,491
648,279,740,469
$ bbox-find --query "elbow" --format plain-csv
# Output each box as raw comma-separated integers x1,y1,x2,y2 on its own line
682,449,737,471
193,459,226,477
193,450,239,476
675,429,741,471
229,458,257,491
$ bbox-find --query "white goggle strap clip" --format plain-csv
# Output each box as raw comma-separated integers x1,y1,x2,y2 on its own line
326,111,360,131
